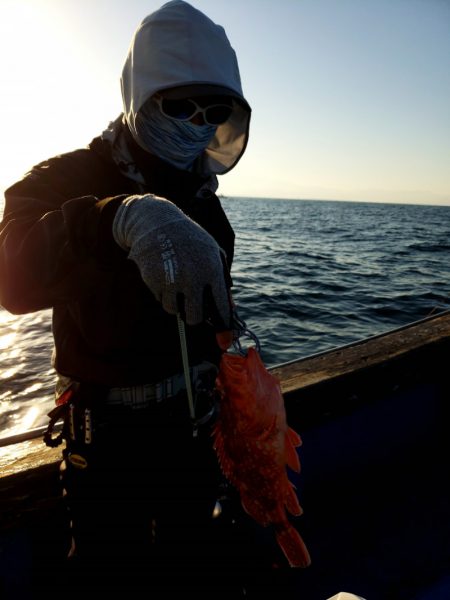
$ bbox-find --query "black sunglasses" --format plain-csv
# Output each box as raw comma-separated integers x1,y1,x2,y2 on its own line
155,95,233,126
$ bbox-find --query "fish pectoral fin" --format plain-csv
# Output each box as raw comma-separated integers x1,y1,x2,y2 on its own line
285,437,301,472
285,484,303,517
287,426,302,447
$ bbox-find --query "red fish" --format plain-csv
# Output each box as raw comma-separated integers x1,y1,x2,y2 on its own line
213,347,311,568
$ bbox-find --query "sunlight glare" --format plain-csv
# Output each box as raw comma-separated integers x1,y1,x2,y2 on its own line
0,0,120,191
1,1,58,185
0,310,14,325
22,383,43,395
1,367,18,379
20,406,40,431
0,332,16,350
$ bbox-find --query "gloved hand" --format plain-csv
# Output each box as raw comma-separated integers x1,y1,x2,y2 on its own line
113,194,232,327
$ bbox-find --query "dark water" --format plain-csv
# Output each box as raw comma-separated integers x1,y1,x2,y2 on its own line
1,197,449,439
225,198,450,365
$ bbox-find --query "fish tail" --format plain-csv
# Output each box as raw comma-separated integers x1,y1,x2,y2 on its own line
275,523,311,568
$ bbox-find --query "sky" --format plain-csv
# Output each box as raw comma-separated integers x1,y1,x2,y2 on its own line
0,0,449,205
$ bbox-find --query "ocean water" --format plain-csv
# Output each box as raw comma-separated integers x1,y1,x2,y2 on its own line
1,197,449,440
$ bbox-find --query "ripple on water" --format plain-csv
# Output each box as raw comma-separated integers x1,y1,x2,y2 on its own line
1,198,450,439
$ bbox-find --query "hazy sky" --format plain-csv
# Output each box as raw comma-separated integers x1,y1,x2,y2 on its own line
1,0,449,204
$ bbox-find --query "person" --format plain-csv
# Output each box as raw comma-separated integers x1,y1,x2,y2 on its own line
0,1,252,597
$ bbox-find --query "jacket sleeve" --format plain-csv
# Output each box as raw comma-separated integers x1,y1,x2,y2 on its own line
0,154,126,314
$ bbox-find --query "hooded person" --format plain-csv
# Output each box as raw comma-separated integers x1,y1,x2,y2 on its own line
109,0,251,329
118,0,250,177
0,1,252,597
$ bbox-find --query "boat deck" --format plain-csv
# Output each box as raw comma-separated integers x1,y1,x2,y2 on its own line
1,311,450,599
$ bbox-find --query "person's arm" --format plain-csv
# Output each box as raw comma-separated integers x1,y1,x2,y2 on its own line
0,155,125,314
1,157,232,329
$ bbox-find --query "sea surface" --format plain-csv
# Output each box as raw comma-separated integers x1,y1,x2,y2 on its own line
1,197,449,441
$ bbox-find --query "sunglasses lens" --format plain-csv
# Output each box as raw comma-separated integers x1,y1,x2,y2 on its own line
205,105,233,125
161,98,197,120
160,97,233,125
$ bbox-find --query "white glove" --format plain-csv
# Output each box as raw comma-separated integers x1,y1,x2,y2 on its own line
112,194,231,327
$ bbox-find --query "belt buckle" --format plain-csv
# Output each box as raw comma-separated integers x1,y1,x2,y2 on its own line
121,385,153,409
155,378,174,402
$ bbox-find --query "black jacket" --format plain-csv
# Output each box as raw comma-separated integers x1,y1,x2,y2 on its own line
0,133,235,385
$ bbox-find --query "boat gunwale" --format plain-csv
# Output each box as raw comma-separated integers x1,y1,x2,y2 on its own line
1,309,449,475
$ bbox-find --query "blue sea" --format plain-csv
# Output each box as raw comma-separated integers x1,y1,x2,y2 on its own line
1,197,449,440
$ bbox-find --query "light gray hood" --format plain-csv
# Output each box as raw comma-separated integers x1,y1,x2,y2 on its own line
120,0,251,175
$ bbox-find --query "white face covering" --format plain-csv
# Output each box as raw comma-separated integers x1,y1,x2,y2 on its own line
135,97,217,170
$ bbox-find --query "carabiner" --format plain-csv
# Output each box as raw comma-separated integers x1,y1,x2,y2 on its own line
231,309,261,355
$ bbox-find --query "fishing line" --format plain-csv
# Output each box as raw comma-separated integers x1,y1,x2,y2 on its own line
176,313,196,422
